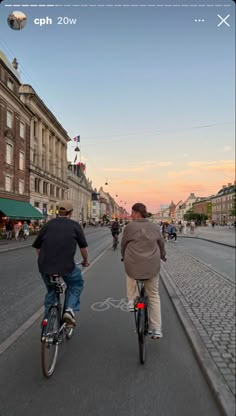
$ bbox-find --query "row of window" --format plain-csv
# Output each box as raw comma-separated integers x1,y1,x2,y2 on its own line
7,110,25,138
213,195,234,203
34,202,50,209
6,143,25,169
5,175,24,194
213,204,233,211
33,121,63,155
34,178,65,199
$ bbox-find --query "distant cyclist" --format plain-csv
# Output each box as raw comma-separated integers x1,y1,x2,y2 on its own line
32,200,89,327
111,217,120,246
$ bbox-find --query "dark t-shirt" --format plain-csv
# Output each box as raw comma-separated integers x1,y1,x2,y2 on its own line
111,221,119,233
32,217,88,275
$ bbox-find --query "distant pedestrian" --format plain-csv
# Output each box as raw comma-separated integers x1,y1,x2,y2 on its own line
167,224,173,240
162,223,167,240
82,221,86,229
183,222,187,234
190,220,195,234
159,222,163,234
22,221,29,239
14,221,21,240
6,221,13,239
171,224,177,242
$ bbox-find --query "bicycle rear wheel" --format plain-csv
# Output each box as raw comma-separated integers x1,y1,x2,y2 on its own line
41,306,60,377
137,308,146,364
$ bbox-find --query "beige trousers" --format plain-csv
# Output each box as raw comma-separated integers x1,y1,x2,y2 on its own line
126,274,162,331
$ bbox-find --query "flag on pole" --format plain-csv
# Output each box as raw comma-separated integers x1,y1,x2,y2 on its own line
73,136,80,143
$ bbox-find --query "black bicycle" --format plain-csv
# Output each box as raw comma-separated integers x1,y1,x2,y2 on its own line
134,280,149,364
112,234,119,250
41,275,74,377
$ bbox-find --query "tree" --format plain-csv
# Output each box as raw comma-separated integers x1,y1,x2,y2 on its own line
184,210,208,222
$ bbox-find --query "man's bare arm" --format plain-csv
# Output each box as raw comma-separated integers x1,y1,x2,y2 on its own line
80,247,89,267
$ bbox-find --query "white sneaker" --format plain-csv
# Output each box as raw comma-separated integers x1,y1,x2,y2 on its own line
151,330,163,339
63,308,76,326
127,300,135,312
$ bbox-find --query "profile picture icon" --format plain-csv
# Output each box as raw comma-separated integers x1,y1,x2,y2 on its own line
7,11,27,30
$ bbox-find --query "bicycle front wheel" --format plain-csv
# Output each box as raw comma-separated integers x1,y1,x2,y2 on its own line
137,309,146,364
41,306,60,377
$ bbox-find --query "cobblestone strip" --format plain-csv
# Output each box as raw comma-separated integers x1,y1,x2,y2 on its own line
162,244,235,397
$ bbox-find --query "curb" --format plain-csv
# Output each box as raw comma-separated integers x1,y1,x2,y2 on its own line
177,235,235,249
0,243,32,254
160,265,235,416
0,227,107,254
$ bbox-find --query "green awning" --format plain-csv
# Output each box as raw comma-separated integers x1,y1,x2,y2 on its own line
0,198,44,220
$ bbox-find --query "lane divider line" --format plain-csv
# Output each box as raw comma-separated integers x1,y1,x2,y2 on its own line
0,244,111,356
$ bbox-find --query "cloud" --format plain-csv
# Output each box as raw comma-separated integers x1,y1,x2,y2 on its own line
103,161,173,172
103,167,144,172
187,160,235,173
174,182,206,193
138,160,173,168
119,180,141,185
223,146,231,152
167,169,195,178
158,161,173,167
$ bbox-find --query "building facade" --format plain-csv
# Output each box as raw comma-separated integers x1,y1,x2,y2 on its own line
192,198,212,218
91,190,101,223
67,164,92,223
176,193,197,221
0,53,31,202
19,84,70,217
211,183,236,224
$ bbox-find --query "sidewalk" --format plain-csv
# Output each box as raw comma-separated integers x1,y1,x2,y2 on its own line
0,236,34,253
178,226,236,248
161,243,235,416
0,227,105,254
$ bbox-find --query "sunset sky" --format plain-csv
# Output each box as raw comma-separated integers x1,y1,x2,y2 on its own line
0,0,235,212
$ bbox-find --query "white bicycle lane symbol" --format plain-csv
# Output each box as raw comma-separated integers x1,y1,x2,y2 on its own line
91,297,129,312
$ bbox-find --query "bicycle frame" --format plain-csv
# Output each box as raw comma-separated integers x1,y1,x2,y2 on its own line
41,274,75,377
41,276,67,342
112,234,119,249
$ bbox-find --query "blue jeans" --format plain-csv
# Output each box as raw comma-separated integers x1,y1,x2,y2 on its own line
41,266,84,318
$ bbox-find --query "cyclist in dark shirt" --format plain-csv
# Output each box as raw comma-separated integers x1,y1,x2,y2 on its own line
111,218,120,245
32,200,89,327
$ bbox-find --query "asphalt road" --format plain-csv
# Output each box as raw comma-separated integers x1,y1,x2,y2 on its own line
0,227,111,344
0,230,221,416
177,237,235,283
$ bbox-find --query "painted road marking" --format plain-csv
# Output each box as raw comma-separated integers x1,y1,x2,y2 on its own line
0,244,111,356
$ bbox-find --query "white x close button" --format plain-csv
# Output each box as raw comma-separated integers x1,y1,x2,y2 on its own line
217,14,230,27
